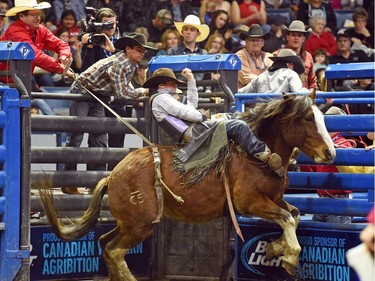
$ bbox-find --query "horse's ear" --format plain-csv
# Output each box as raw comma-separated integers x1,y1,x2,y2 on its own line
308,88,317,102
282,92,291,101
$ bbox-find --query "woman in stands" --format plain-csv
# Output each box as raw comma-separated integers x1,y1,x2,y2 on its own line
305,16,337,55
156,29,181,56
297,0,336,33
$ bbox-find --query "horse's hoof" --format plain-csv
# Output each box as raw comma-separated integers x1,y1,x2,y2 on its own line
61,187,83,195
282,260,297,276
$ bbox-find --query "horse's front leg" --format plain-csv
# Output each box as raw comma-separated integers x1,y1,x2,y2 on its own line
247,198,301,276
266,199,300,260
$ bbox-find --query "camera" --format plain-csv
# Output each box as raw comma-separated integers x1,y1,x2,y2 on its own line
79,7,114,46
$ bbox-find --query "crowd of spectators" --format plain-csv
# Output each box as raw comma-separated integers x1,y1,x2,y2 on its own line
0,0,373,89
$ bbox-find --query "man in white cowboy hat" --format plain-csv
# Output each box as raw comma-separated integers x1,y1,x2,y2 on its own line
62,33,157,194
168,14,209,55
239,48,307,93
144,67,285,177
273,20,317,90
235,24,273,88
0,0,73,79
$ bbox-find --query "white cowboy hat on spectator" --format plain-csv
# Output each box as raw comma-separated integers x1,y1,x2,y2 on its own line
239,24,271,40
281,20,312,39
6,0,51,17
174,15,209,42
270,48,305,74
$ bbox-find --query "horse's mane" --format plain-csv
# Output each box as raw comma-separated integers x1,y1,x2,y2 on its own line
240,94,314,131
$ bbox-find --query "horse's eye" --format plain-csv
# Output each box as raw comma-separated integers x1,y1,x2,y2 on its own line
305,115,314,122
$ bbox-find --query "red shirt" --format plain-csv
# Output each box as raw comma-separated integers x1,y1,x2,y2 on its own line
0,20,71,74
305,32,337,56
239,1,261,27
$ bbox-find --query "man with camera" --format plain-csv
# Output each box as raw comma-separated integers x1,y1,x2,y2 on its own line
79,7,118,71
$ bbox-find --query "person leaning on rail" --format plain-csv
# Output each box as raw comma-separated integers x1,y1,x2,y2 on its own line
238,48,307,93
62,33,156,195
0,0,74,80
144,67,285,177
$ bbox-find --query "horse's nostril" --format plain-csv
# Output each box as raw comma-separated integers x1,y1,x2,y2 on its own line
325,149,334,161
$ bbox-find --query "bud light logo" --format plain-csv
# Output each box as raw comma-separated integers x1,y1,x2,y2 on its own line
240,232,282,276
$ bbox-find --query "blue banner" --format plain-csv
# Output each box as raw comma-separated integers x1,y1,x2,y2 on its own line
30,224,150,280
236,220,363,281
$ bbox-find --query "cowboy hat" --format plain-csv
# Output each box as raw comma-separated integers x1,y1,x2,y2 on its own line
114,33,158,51
6,0,51,17
174,15,209,42
239,24,271,41
325,106,346,115
143,68,186,88
281,20,312,39
270,48,305,74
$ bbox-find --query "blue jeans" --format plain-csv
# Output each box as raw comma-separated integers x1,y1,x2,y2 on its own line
31,99,56,115
224,119,266,155
64,98,107,171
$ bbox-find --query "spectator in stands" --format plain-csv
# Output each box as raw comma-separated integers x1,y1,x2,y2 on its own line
236,24,273,88
274,20,317,89
225,23,249,52
168,14,209,83
262,15,286,53
231,0,268,30
329,29,370,64
0,0,9,32
297,0,336,33
205,33,226,54
63,33,156,194
199,0,216,24
239,48,307,93
54,10,80,39
339,0,363,10
346,8,374,50
145,67,285,177
204,9,230,47
305,16,337,56
168,14,209,55
45,0,85,29
156,28,181,56
313,48,328,75
0,0,74,81
140,9,173,46
119,0,146,33
264,0,292,8
147,0,194,23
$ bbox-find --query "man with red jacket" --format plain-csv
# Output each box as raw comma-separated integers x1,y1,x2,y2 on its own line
0,0,73,78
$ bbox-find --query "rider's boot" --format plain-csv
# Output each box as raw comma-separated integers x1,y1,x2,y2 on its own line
253,147,285,177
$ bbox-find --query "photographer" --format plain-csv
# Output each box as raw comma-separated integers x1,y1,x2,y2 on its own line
79,7,117,71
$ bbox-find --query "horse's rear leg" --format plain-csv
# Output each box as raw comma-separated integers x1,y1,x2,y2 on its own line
249,199,301,276
266,199,301,259
99,226,120,280
104,225,155,281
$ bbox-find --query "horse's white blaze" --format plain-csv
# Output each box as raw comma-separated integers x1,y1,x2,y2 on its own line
312,105,336,157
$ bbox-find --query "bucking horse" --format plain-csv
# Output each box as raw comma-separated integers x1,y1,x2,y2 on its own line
39,91,335,280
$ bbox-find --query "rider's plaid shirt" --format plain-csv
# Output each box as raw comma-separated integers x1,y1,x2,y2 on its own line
72,51,141,98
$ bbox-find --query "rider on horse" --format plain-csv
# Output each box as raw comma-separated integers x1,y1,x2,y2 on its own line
143,67,285,177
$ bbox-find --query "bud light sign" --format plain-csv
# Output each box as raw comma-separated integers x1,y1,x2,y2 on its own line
236,218,363,281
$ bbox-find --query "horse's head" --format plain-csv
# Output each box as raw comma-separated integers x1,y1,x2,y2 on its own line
280,90,336,164
243,90,336,164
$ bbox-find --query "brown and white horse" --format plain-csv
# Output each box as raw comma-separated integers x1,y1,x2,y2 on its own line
39,92,335,280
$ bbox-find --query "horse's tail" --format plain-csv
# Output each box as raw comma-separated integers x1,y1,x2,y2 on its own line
39,176,109,241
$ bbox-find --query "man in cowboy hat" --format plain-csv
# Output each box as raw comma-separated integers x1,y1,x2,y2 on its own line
236,24,273,88
168,14,209,55
62,33,156,194
274,20,317,90
239,48,307,93
144,67,285,177
0,0,73,79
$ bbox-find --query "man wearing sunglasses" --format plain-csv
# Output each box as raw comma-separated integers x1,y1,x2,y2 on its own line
0,0,73,79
